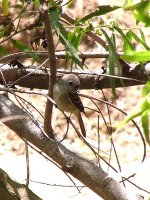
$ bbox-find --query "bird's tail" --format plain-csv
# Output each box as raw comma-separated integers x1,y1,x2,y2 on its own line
77,112,86,137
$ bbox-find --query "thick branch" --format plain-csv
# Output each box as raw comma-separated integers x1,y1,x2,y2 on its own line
0,168,42,200
0,63,149,90
0,94,135,200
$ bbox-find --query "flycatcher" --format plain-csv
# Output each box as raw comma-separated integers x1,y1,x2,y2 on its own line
53,74,86,137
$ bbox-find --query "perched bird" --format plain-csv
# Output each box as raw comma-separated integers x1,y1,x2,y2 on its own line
53,74,86,137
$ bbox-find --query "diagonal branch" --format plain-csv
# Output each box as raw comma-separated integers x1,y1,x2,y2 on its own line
0,93,136,200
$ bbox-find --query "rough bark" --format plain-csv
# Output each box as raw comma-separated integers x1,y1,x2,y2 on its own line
0,62,149,90
0,94,137,200
0,168,42,200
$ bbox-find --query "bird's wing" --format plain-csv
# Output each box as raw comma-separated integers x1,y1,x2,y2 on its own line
69,92,84,112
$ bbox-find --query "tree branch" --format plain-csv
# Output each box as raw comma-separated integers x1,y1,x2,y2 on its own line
39,1,57,138
0,51,120,63
0,93,136,200
0,62,149,90
0,168,42,200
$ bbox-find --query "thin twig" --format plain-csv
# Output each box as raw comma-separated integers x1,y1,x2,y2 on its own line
80,93,146,162
21,138,82,194
101,89,125,187
25,143,30,186
0,51,124,63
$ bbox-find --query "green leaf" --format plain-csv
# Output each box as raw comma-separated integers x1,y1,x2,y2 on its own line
127,30,150,50
101,29,120,98
124,1,150,26
58,23,83,67
116,97,146,127
134,10,150,26
123,0,133,8
57,30,83,68
124,31,133,53
139,29,146,43
116,93,150,145
124,0,150,11
141,96,150,144
68,28,85,50
31,0,39,4
142,110,149,144
49,7,59,28
134,1,150,26
0,45,8,55
58,22,68,41
117,109,142,128
121,51,150,62
11,39,41,63
142,81,150,97
11,39,31,51
78,5,120,23
109,42,117,97
2,0,8,15
113,26,135,53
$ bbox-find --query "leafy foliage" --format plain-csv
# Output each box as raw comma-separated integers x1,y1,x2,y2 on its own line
124,0,150,26
116,81,150,144
78,5,120,23
2,0,8,15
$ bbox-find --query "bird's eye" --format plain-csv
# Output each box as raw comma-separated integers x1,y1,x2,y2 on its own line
69,81,73,85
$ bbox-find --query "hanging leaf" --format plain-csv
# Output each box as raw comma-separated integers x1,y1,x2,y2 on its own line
123,0,132,8
58,30,83,68
121,51,150,62
142,110,149,144
115,82,150,145
124,1,150,26
142,81,150,97
58,22,68,41
101,29,120,98
2,0,8,15
68,28,86,50
11,39,31,51
0,45,8,55
11,39,41,63
141,82,150,144
49,7,60,28
115,96,147,128
57,23,83,68
139,29,146,44
127,30,150,50
114,26,135,53
78,5,120,23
